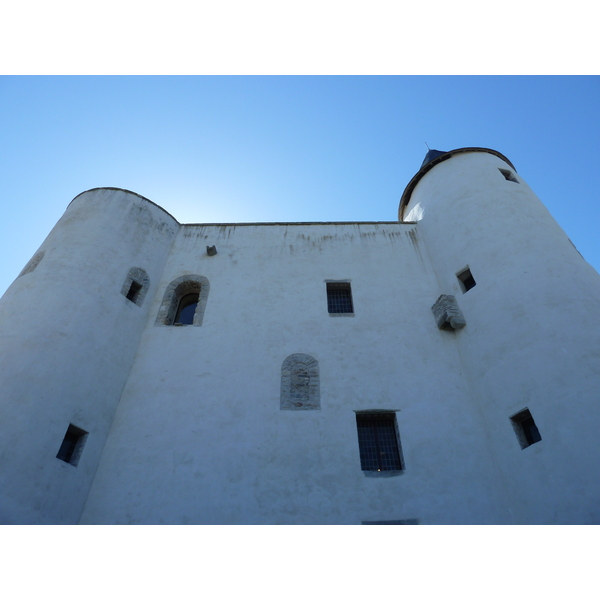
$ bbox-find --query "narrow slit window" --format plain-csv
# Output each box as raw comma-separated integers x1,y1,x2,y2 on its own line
56,424,88,466
356,412,403,472
457,267,476,293
327,282,354,314
499,168,519,183
510,408,542,449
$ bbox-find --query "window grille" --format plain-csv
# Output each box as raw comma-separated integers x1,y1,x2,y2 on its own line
327,282,354,314
356,413,403,472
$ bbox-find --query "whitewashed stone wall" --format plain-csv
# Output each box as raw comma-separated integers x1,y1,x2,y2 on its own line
3,148,600,524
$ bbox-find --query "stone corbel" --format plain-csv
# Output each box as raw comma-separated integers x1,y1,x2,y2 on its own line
432,294,466,330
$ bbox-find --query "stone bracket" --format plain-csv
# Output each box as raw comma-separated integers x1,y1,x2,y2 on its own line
431,294,466,330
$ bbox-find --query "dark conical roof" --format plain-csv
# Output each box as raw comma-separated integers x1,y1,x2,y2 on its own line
421,149,447,168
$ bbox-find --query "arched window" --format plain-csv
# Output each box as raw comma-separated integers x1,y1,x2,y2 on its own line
280,354,320,410
121,267,150,306
155,275,210,327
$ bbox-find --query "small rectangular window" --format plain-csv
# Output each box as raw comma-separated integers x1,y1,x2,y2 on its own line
356,412,403,472
326,282,354,314
56,424,88,466
510,408,542,449
126,280,142,302
457,267,476,293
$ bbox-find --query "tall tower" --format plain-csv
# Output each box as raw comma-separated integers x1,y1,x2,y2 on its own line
0,188,178,524
400,148,600,523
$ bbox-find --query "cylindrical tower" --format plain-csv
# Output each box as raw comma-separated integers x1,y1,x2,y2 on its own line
400,148,600,524
0,188,178,524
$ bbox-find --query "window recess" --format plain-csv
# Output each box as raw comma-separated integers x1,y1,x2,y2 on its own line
456,267,476,293
356,412,403,473
326,281,354,315
56,424,88,467
511,408,542,449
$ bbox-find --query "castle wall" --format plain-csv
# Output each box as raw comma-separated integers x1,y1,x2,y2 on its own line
80,222,508,524
2,147,599,524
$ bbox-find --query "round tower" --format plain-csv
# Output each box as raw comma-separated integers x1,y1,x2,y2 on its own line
400,148,600,524
0,188,178,524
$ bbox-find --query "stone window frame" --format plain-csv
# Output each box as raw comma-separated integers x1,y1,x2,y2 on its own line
155,274,210,327
280,353,321,410
121,267,150,307
19,250,45,277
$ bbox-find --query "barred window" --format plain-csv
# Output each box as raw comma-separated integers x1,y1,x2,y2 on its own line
356,412,403,472
326,282,354,314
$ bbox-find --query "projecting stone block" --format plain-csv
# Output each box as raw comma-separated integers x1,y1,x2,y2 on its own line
431,294,466,330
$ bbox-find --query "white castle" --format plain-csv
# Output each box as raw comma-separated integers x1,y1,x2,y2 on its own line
2,147,599,524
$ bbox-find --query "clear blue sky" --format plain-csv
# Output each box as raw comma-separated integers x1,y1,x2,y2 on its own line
1,76,599,297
